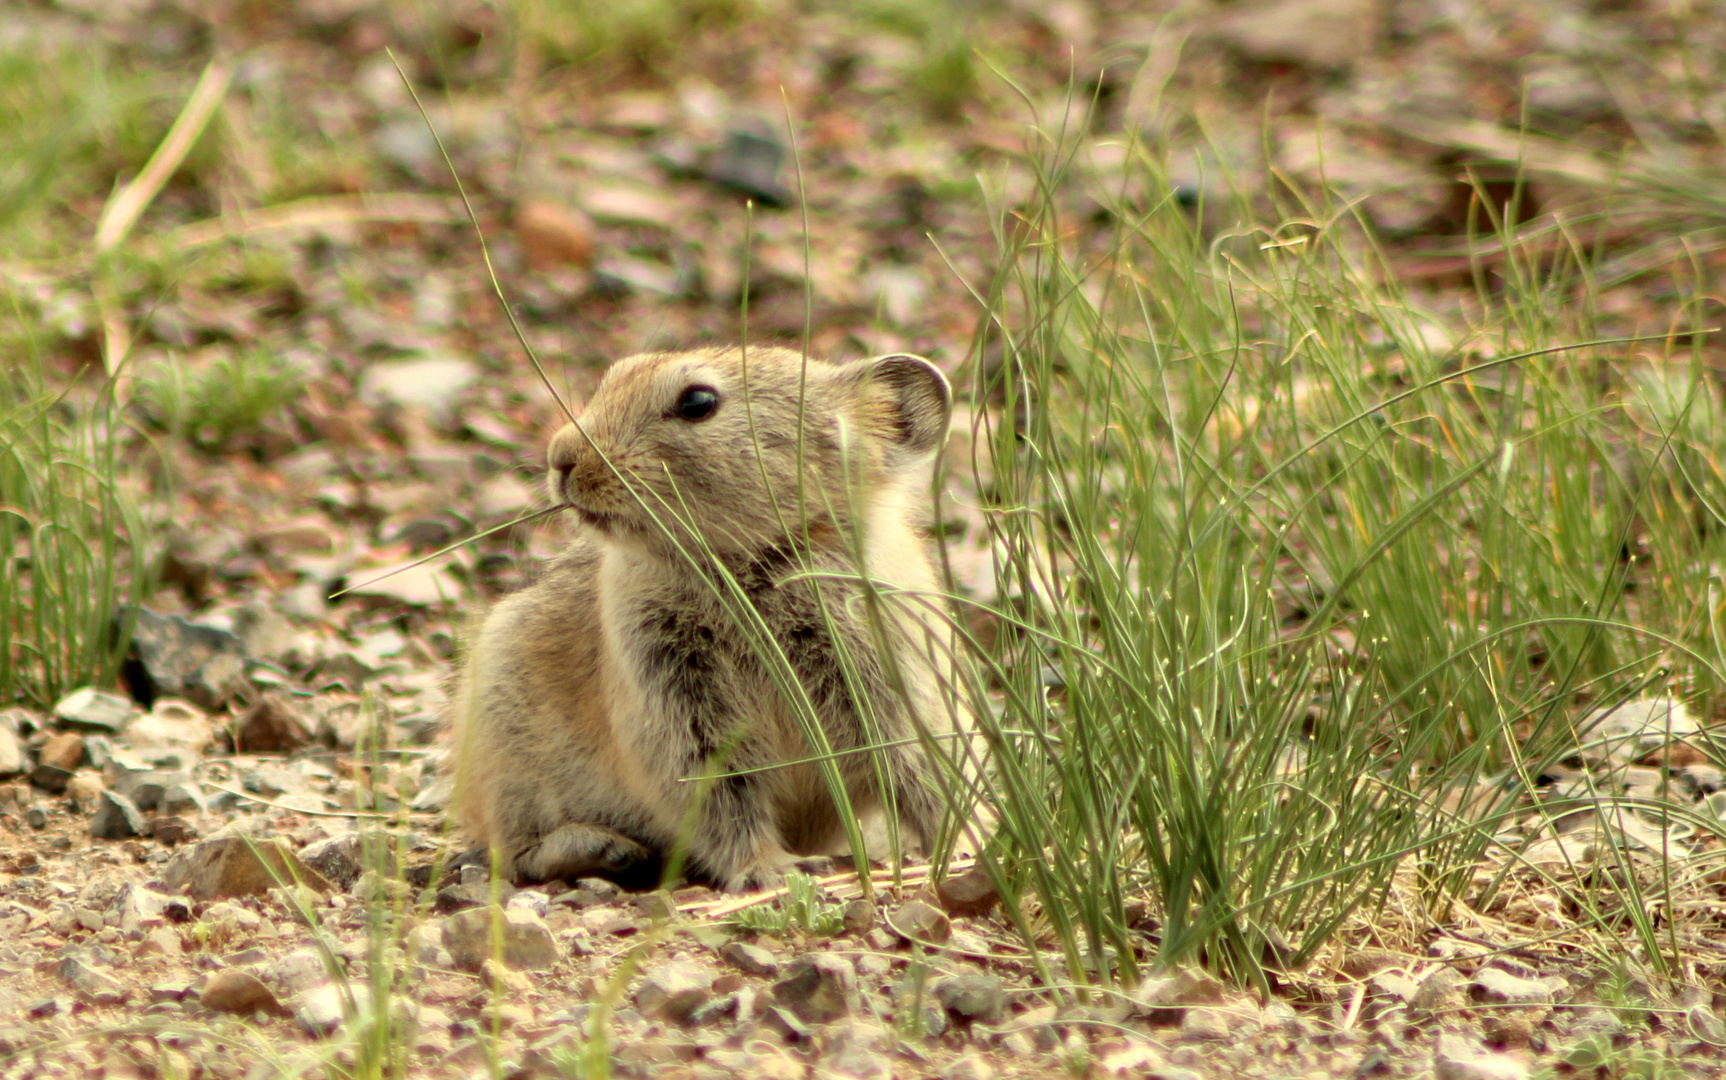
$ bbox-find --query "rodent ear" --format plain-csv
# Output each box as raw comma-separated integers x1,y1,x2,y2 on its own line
857,353,952,458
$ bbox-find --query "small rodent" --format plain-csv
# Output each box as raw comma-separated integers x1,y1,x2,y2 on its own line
451,346,964,891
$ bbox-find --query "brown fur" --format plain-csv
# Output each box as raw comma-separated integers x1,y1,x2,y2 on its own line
451,347,965,891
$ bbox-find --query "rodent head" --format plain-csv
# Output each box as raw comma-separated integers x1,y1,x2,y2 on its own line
546,347,951,561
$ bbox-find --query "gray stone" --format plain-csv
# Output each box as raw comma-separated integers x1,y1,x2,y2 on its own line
940,1052,996,1080
299,833,373,890
89,790,146,840
52,687,135,734
440,906,558,972
932,974,1006,1024
151,815,197,846
763,1004,812,1042
721,941,780,978
232,693,314,754
111,767,185,812
1470,968,1555,1007
163,836,334,899
771,953,858,1024
1433,1034,1527,1080
359,355,479,426
410,775,453,812
1179,1007,1231,1040
635,962,713,1023
126,609,247,710
295,982,360,1037
58,952,125,1004
200,969,284,1016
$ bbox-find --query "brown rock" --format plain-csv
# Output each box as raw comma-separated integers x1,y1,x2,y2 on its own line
515,199,594,269
232,693,314,753
200,969,284,1016
935,867,1000,918
162,836,333,899
886,900,950,946
841,898,875,936
40,731,85,771
0,725,23,775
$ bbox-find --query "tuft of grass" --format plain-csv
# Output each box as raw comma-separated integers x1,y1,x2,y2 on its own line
857,0,982,122
136,346,304,454
0,350,156,707
521,0,759,69
943,74,1726,994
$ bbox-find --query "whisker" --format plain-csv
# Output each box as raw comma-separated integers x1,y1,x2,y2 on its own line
328,504,567,600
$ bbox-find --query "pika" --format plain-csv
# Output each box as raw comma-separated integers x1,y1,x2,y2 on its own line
451,346,964,891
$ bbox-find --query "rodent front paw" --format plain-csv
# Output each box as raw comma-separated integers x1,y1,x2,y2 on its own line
515,822,657,884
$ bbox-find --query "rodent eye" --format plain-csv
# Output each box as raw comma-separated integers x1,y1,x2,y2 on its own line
673,385,720,422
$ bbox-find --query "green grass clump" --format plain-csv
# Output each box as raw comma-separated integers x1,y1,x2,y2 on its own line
522,0,759,68
0,356,156,707
946,88,1726,993
137,347,304,454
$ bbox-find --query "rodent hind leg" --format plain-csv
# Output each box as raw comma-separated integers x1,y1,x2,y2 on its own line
881,745,949,856
513,822,658,885
685,776,801,893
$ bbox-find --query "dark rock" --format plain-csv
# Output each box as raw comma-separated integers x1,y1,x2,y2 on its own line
30,765,74,794
51,688,134,734
163,836,333,899
125,608,247,711
200,969,285,1016
232,693,314,753
299,832,382,890
770,952,857,1024
90,790,147,840
161,780,207,816
932,974,1006,1024
935,867,1001,918
705,126,791,207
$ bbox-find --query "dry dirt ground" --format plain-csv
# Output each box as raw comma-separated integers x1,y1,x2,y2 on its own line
6,0,1726,1076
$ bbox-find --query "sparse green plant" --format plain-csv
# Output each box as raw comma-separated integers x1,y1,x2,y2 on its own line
858,0,981,121
136,346,303,453
0,351,156,707
521,0,758,68
727,871,846,936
